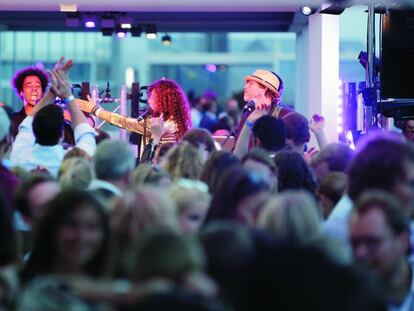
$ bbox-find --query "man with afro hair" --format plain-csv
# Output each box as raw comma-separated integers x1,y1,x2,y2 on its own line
11,65,74,145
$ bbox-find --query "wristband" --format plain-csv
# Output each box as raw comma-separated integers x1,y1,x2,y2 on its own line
94,108,102,117
91,106,100,116
245,120,254,129
62,94,75,105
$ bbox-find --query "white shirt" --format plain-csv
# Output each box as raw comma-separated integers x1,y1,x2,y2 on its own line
10,115,96,177
323,194,353,247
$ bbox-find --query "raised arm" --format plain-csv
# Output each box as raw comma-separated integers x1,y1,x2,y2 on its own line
76,95,149,135
233,109,265,158
29,57,73,117
309,114,328,149
51,63,96,156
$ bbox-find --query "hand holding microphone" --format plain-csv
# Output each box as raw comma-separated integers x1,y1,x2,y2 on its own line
137,107,153,121
242,99,257,113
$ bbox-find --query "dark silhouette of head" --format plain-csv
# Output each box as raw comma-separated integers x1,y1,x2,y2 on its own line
32,105,64,146
252,115,286,152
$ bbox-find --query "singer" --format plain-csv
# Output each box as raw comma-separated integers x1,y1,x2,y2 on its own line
233,69,291,157
76,78,192,146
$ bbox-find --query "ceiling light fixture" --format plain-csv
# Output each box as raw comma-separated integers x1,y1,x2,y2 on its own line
300,6,318,16
161,33,172,45
146,24,157,40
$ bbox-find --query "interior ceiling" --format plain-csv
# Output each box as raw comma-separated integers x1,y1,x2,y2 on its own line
0,11,301,32
0,0,411,33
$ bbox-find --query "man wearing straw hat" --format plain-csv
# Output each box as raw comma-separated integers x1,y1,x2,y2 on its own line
233,69,291,157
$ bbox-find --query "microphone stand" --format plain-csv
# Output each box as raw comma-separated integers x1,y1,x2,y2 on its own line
221,101,255,147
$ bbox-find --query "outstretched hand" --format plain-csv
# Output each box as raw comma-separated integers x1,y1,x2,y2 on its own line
54,56,74,74
49,67,72,99
303,147,319,163
75,95,97,114
309,114,325,133
47,56,74,99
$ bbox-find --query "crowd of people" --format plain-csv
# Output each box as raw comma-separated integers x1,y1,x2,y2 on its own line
1,57,414,310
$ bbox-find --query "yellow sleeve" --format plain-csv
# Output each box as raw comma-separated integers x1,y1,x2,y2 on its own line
108,112,151,136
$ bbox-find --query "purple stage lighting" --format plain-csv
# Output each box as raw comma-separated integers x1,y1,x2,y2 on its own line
85,21,96,28
205,64,217,73
336,80,344,133
84,15,97,28
116,30,126,38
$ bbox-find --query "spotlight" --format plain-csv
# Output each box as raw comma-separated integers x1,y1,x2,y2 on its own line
320,4,345,15
83,14,97,28
300,6,317,16
119,16,133,29
65,12,80,27
146,24,157,39
205,64,217,73
161,34,172,45
115,25,127,38
131,26,142,37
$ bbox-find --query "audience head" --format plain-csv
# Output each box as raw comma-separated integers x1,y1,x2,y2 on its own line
205,166,270,226
311,143,354,182
58,157,94,189
11,66,49,106
350,190,410,282
130,228,205,284
274,150,317,195
170,179,211,234
63,146,92,161
163,142,204,180
242,149,278,193
200,221,256,299
111,187,178,245
153,142,175,166
148,78,191,138
234,244,386,311
200,151,241,195
348,132,414,216
257,190,321,245
181,128,217,162
14,175,60,224
282,112,310,152
93,139,135,182
252,115,286,152
317,172,348,219
22,189,111,282
32,105,64,146
132,164,171,187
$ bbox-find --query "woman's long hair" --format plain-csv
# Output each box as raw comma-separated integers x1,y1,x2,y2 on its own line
21,189,112,284
148,79,191,138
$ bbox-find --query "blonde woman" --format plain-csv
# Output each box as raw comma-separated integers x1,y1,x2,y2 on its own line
257,190,321,245
170,179,211,234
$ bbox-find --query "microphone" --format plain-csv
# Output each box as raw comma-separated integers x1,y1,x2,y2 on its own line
242,99,257,113
137,108,152,121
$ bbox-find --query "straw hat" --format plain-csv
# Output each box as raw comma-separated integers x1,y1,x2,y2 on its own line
244,69,282,97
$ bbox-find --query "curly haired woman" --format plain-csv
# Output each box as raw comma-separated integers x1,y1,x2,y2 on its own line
76,78,192,148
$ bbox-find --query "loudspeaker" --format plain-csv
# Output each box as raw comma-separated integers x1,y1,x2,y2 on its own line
380,9,414,99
